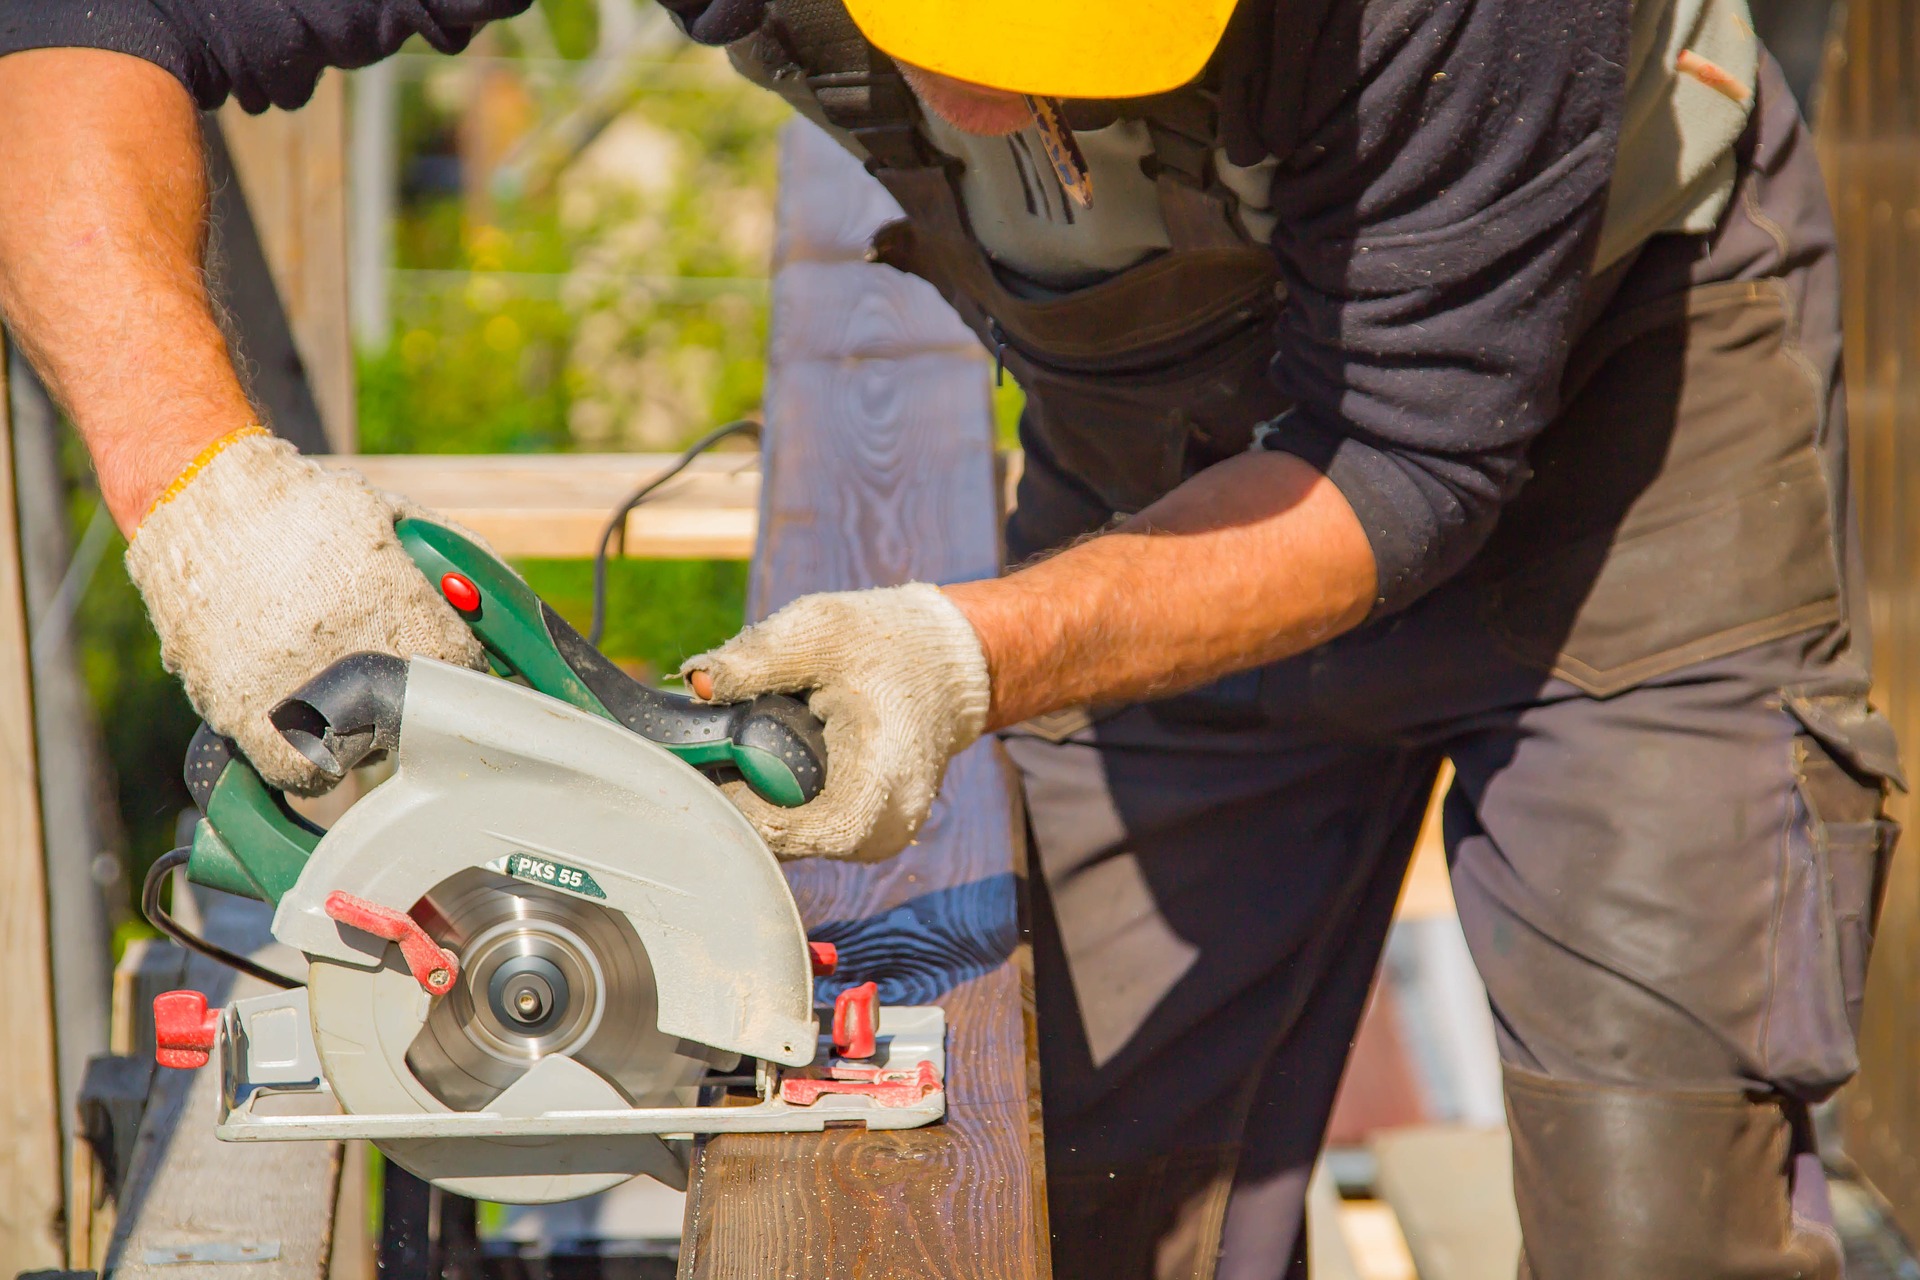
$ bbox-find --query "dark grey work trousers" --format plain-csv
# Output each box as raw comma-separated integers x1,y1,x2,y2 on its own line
1005,57,1903,1280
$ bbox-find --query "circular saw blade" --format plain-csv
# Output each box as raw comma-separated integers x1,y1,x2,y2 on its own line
403,868,703,1112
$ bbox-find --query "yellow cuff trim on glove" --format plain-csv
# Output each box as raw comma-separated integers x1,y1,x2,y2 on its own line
139,425,270,531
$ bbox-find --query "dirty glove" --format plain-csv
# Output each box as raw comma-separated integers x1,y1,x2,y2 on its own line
682,584,991,861
126,427,486,794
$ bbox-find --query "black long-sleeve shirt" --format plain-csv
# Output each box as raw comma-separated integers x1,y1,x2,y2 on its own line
0,0,1629,613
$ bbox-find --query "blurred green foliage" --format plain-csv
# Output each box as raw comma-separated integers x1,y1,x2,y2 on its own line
536,0,599,59
359,212,577,455
361,36,785,457
516,558,749,682
993,378,1025,451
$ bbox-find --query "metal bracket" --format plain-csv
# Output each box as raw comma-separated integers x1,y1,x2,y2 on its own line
214,990,946,1140
141,1241,282,1267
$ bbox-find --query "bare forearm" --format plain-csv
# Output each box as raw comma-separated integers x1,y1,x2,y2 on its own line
0,49,254,533
944,451,1377,729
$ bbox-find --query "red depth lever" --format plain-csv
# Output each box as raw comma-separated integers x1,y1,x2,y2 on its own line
324,891,460,996
154,990,220,1069
832,981,879,1060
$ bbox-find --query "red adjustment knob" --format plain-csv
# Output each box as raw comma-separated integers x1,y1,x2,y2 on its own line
154,990,220,1069
439,572,481,614
808,941,839,977
324,891,460,996
832,981,879,1060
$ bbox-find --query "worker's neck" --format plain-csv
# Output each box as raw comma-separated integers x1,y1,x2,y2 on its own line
896,62,1031,136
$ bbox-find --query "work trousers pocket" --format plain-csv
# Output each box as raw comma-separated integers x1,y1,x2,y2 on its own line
1767,693,1902,1094
1477,279,1843,697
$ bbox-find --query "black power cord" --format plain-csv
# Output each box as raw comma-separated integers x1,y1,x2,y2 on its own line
589,418,760,647
143,847,304,990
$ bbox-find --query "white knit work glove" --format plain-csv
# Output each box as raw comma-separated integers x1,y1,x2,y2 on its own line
682,584,991,861
126,429,486,794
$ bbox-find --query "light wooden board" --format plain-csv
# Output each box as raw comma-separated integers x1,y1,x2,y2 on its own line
0,334,70,1273
679,117,1050,1280
1306,1162,1363,1280
338,452,763,560
334,452,1030,563
1336,1202,1418,1280
106,891,341,1278
1372,1126,1520,1280
1398,762,1455,921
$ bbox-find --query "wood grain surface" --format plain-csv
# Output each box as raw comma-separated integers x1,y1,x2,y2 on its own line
1820,0,1920,1236
679,118,1050,1279
107,891,341,1279
0,336,71,1273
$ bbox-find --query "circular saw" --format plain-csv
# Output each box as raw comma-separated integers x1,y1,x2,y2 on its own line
148,519,948,1204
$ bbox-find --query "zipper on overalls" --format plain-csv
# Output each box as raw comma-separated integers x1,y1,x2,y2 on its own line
988,319,1008,387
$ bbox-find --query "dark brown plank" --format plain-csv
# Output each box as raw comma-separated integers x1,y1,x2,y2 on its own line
680,118,1050,1279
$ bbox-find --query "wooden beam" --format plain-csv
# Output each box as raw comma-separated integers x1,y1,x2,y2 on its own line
335,452,1026,562
339,452,763,560
679,118,1050,1280
0,333,70,1272
1818,0,1920,1233
218,74,356,453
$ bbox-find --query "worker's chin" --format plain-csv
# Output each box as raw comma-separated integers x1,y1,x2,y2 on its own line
897,62,1031,136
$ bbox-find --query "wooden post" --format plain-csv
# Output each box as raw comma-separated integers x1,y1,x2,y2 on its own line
1820,0,1920,1233
11,348,118,1255
0,333,73,1271
679,119,1051,1279
218,73,357,452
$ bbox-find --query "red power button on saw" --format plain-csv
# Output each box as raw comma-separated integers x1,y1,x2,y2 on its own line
440,572,482,613
154,990,220,1069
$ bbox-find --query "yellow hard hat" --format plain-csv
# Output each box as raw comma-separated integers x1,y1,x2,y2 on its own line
841,0,1241,99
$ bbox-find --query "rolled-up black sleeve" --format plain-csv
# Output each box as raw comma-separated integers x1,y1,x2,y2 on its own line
0,0,531,112
1232,0,1629,615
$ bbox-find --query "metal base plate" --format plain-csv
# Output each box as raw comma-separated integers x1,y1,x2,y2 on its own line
217,990,946,1148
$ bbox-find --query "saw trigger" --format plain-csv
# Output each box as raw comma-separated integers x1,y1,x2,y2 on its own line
323,891,459,996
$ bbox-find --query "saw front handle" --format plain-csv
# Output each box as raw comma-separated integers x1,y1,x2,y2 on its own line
396,517,826,808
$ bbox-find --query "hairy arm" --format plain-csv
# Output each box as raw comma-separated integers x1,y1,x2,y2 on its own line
943,450,1377,729
0,49,250,532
